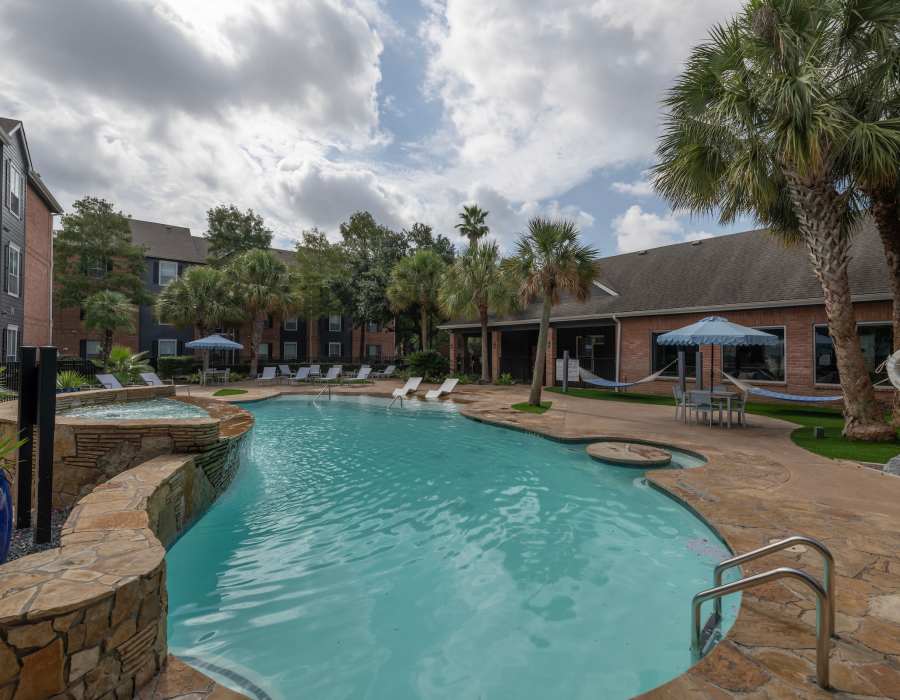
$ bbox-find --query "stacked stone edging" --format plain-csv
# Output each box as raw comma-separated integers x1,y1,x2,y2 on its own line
55,386,176,413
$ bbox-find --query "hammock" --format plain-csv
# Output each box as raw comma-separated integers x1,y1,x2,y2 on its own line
878,350,900,391
722,372,843,403
579,362,675,389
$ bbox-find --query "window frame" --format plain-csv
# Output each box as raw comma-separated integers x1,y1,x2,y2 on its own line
366,343,381,359
649,331,697,380
258,342,270,359
157,339,178,357
722,325,787,385
328,314,342,332
4,160,23,219
84,340,102,359
283,317,299,332
813,321,892,389
283,341,298,360
366,321,380,333
328,341,342,358
158,260,179,287
5,243,21,298
4,326,18,362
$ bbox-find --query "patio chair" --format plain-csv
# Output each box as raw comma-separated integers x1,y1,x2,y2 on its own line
372,364,396,379
426,378,459,400
689,390,719,427
290,367,311,383
278,364,292,382
346,366,372,382
308,364,322,378
95,373,123,390
672,385,698,422
315,366,342,383
731,392,748,427
392,377,423,399
140,372,173,386
257,366,278,384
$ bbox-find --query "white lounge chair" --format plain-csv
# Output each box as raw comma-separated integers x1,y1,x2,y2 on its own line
140,372,173,386
95,373,123,390
346,366,371,383
315,366,342,382
257,366,278,384
426,378,459,400
372,364,396,379
278,364,292,382
392,377,422,399
290,367,311,383
308,364,321,378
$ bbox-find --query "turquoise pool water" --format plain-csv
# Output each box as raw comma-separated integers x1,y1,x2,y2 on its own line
167,396,737,700
60,398,207,420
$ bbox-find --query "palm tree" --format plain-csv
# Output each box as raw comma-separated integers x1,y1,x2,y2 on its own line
103,346,153,382
231,249,302,377
155,266,242,371
440,241,516,382
505,218,597,406
454,205,490,247
651,0,899,441
387,249,447,352
83,290,136,361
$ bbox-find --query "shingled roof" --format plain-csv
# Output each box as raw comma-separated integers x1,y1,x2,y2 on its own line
442,221,890,328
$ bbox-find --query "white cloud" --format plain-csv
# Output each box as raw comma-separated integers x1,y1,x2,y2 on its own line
611,178,654,197
611,205,715,253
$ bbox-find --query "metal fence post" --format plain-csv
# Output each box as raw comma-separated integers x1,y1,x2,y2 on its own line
35,346,57,544
15,347,38,529
562,350,569,393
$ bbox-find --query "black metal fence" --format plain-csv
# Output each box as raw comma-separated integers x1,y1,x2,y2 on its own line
0,358,98,397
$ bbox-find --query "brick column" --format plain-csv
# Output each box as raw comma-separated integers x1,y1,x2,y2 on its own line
491,330,502,382
307,319,319,362
449,331,458,373
544,327,556,386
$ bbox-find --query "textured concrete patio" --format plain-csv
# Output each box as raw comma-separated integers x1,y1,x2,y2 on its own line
173,381,900,698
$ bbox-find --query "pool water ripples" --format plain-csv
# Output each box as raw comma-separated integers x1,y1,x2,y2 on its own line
167,395,736,700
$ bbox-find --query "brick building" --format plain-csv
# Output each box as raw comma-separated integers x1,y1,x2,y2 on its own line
443,222,893,399
0,118,62,356
54,219,396,364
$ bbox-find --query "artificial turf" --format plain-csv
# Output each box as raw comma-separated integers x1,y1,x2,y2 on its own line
546,386,900,464
212,388,249,397
511,401,552,414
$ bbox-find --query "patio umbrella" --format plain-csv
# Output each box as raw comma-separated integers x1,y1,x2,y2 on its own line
656,316,779,391
185,334,244,373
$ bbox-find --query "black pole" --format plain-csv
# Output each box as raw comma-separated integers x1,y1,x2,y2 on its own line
34,346,57,544
15,346,38,529
562,350,569,393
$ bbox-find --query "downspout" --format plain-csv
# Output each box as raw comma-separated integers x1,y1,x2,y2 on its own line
613,313,622,383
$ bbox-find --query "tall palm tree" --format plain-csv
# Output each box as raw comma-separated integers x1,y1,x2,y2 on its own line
83,290,136,361
454,205,490,247
651,0,899,441
505,218,597,406
387,249,447,352
155,266,242,371
440,241,516,382
231,249,302,377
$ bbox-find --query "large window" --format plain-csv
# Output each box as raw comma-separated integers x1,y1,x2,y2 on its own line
84,258,107,279
651,332,697,378
258,343,270,359
4,326,18,362
157,339,178,357
815,323,892,385
366,344,381,359
366,321,380,333
328,314,342,332
158,260,179,286
328,341,342,358
84,340,102,359
283,317,298,331
723,327,785,382
5,244,21,297
4,160,23,218
283,341,298,360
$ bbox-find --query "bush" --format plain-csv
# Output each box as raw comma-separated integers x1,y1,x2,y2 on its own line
158,355,197,379
450,373,479,385
406,350,449,382
494,372,515,386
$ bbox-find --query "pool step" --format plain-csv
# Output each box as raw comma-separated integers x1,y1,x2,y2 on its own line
698,611,722,656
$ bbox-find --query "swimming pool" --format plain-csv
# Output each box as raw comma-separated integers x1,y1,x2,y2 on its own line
59,398,208,420
167,395,737,700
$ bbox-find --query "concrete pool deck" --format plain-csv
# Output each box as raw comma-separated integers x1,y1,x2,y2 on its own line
174,380,900,698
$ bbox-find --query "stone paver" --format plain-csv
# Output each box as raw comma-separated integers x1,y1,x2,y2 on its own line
586,440,672,466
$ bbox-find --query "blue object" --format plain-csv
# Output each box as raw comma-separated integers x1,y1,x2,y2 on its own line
167,395,738,700
185,334,244,350
0,470,12,564
746,386,842,403
656,316,780,347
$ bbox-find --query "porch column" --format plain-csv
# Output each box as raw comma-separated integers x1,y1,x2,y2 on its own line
544,327,557,386
449,331,459,373
491,330,502,382
307,319,319,362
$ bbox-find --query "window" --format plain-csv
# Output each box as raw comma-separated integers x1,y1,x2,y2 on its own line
158,260,179,286
4,160,23,218
328,341,342,358
328,314,342,332
283,342,298,360
4,326,18,362
723,327,785,382
157,339,178,357
283,317,298,331
5,244,21,297
258,343,270,359
84,340,102,359
84,258,107,279
366,321,380,333
815,323,892,385
366,344,381,359
651,332,697,378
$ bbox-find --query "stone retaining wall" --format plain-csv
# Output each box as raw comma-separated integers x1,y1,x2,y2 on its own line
55,386,176,413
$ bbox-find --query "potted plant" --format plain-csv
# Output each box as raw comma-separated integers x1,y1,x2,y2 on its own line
56,370,89,393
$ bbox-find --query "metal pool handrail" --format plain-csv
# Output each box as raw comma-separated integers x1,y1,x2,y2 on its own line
712,535,834,638
692,567,831,688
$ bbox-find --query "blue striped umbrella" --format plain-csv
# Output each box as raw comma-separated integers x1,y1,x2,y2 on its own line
185,334,244,350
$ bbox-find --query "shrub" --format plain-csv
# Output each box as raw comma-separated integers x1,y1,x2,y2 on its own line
57,370,89,391
450,373,478,385
494,372,515,386
406,350,449,382
158,355,197,378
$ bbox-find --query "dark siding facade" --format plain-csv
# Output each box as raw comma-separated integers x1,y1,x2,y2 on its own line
280,315,307,362
139,257,194,358
318,315,353,360
0,130,27,360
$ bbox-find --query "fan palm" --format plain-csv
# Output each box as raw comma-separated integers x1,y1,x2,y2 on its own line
231,250,302,377
454,205,490,247
387,249,447,352
440,241,516,382
102,346,153,382
83,290,136,361
505,218,597,406
155,266,243,371
651,0,900,440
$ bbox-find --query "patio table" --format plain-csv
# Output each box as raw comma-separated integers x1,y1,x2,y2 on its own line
689,390,739,428
202,369,229,386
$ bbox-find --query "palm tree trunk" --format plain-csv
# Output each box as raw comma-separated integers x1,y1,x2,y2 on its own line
529,294,553,406
420,307,430,351
103,329,113,363
250,315,264,378
870,188,900,352
787,172,893,440
479,306,490,383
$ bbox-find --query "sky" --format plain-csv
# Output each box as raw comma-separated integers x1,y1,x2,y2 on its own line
0,0,753,256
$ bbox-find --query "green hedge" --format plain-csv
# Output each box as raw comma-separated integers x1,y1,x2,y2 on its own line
406,350,449,382
157,355,197,378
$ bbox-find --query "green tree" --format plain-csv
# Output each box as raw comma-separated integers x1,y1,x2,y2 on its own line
405,222,456,264
54,197,148,308
454,205,489,247
387,250,448,352
154,266,242,371
441,241,516,382
205,205,273,265
103,346,152,382
231,249,301,377
651,0,899,440
83,290,137,361
506,219,597,406
293,229,347,321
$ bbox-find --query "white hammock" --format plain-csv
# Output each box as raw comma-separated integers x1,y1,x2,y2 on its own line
579,361,676,389
722,372,843,403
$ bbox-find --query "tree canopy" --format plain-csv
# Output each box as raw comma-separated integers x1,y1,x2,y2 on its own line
205,205,273,265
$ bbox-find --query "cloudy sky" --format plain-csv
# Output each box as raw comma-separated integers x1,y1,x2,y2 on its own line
0,0,752,255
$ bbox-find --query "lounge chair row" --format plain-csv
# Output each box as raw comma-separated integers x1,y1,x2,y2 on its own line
94,372,171,390
392,377,458,400
258,364,396,384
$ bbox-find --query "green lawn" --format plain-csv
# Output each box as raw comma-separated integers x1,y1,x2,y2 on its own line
512,401,552,414
213,388,248,397
547,386,900,463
